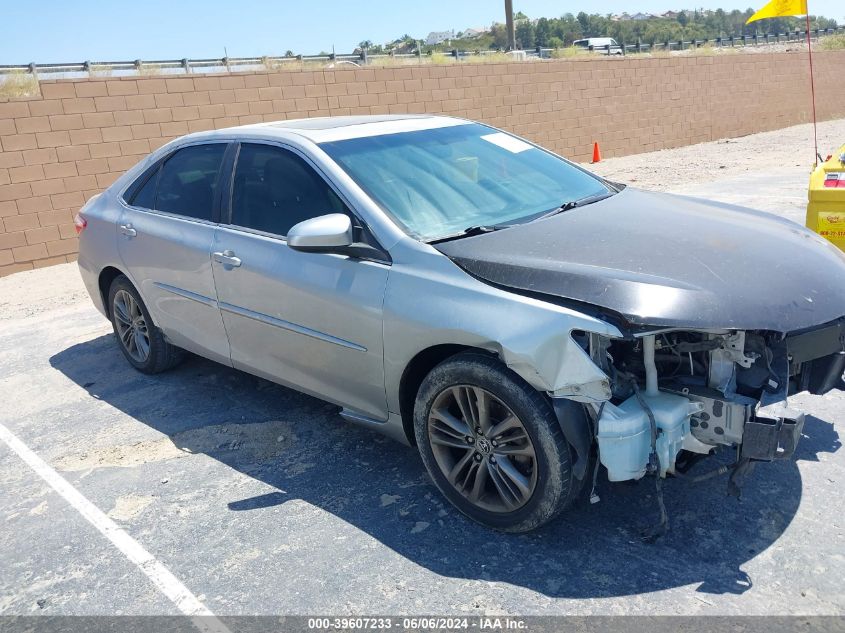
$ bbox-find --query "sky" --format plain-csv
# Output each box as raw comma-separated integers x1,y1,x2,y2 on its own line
1,0,843,64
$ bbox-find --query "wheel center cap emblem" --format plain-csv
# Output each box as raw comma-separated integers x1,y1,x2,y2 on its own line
476,438,492,455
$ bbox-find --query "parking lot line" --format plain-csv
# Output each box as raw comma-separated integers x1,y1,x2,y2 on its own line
0,421,230,631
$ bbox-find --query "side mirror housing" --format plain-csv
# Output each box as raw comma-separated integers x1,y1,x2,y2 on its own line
287,213,353,253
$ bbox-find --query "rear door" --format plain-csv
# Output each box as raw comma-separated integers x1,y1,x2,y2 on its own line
210,141,390,419
117,142,232,365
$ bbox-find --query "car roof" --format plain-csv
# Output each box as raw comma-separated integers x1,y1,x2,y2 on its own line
176,114,472,145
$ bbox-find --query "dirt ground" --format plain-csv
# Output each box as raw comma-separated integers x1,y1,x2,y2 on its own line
590,118,845,191
0,120,843,619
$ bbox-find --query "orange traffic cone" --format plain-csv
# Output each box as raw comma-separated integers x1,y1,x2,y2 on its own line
591,141,602,164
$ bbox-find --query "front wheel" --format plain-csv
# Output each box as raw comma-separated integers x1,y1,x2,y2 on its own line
413,352,577,532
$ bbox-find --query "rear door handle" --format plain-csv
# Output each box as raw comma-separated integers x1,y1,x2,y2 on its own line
212,250,242,268
119,223,137,237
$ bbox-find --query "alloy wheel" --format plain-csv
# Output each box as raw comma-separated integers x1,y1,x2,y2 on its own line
113,289,151,363
427,385,538,513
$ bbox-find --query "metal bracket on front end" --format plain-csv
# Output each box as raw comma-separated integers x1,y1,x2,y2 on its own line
741,404,805,462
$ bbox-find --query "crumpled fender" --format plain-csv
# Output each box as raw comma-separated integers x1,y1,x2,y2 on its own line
493,326,613,403
383,252,621,419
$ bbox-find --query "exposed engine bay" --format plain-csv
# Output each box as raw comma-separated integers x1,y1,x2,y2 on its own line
577,319,845,487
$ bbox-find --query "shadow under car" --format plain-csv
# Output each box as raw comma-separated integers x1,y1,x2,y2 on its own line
49,333,841,599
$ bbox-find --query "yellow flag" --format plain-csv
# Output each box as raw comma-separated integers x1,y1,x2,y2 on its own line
746,0,808,24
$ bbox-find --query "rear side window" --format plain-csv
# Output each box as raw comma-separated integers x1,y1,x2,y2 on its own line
128,144,226,220
157,144,226,220
130,170,158,209
230,143,347,236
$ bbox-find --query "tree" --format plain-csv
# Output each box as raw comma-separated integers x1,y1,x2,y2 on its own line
677,11,689,27
490,23,509,49
610,21,636,45
555,13,583,45
577,11,591,35
515,19,536,48
535,17,552,46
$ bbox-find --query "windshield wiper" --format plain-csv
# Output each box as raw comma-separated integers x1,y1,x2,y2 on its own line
530,191,616,223
429,223,511,244
428,190,616,243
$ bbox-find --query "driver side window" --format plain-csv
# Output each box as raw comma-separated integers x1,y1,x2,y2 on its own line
230,143,348,237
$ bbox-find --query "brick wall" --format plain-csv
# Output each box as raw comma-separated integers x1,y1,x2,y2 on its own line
2,51,845,276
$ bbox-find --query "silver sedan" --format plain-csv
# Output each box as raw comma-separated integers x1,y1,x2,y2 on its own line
76,115,845,532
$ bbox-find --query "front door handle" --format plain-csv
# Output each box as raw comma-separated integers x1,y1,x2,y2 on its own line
212,250,242,268
119,223,137,237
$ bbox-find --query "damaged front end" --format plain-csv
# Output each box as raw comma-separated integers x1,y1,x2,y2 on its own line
572,318,844,494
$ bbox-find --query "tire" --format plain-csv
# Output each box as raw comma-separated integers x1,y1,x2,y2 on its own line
413,352,577,532
107,275,182,374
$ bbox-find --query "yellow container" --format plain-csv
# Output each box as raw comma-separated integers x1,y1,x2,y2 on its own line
806,144,845,252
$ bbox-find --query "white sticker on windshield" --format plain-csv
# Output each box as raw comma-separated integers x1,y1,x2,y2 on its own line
480,132,533,154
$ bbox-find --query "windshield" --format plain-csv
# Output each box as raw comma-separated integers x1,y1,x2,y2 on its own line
320,123,611,241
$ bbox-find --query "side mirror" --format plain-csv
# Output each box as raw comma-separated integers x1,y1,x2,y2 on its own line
287,213,353,253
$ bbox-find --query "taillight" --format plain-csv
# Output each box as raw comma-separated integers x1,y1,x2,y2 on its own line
74,213,87,234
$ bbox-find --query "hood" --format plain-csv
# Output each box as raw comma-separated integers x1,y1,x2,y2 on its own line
435,188,845,333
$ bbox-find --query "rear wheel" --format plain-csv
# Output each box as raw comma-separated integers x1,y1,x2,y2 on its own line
108,275,182,374
414,352,577,532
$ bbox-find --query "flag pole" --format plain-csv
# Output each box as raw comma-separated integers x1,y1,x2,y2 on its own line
805,11,820,166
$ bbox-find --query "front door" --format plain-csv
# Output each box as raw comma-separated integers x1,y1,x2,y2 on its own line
211,142,390,418
117,142,231,365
